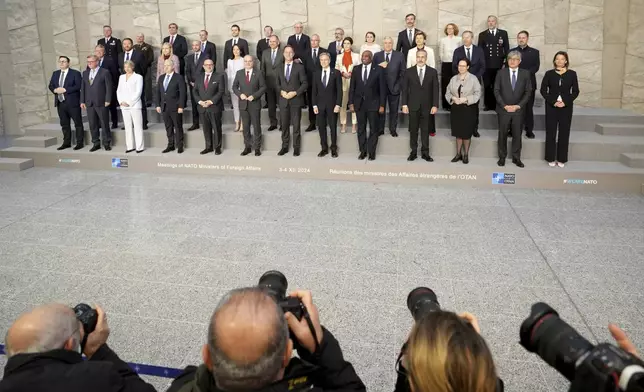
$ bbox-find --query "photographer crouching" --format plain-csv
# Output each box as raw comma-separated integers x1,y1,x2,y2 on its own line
1,303,156,392
168,271,366,392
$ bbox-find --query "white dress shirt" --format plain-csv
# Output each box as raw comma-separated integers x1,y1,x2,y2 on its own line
359,43,382,56
361,64,371,81
407,46,436,69
334,41,343,53
245,68,253,79
124,50,134,61
117,73,143,109
439,36,463,63
489,29,497,36
321,67,331,82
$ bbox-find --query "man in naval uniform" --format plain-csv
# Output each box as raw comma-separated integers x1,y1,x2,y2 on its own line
478,15,509,111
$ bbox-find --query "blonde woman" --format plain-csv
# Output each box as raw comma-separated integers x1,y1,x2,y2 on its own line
117,60,144,153
439,23,462,110
157,42,180,79
335,37,360,133
359,31,381,56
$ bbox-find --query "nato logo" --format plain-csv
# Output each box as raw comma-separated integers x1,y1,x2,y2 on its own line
492,172,515,185
111,158,129,168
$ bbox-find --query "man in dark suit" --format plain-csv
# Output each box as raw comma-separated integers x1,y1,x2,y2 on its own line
452,31,485,137
97,25,122,61
194,59,225,155
198,30,217,67
80,55,113,152
163,23,189,76
94,44,120,129
511,30,540,139
260,35,284,131
494,51,532,168
48,56,84,150
276,46,308,156
303,34,328,133
478,15,509,111
374,37,405,137
224,24,250,68
134,33,155,105
396,13,418,60
312,52,342,158
256,26,273,60
349,50,386,161
118,38,148,130
185,40,209,131
234,55,266,156
286,22,310,62
401,49,439,162
327,28,345,70
156,58,186,154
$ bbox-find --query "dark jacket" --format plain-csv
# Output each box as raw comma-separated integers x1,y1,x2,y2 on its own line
257,37,270,60
261,47,285,89
372,50,405,95
396,28,419,60
277,62,308,107
157,72,186,111
224,38,250,67
494,67,532,115
452,45,485,78
185,52,210,84
97,37,122,60
540,69,580,107
163,35,189,63
133,42,154,69
194,72,225,113
199,41,218,67
303,47,329,79
311,68,343,110
118,50,146,75
233,68,266,111
401,65,439,111
49,68,82,107
0,344,155,392
511,45,540,89
477,29,509,70
166,328,366,392
81,67,113,106
287,34,311,61
95,56,120,85
327,41,344,71
348,63,387,112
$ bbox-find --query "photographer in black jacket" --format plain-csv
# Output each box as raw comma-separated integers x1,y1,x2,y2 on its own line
167,287,366,392
0,303,156,392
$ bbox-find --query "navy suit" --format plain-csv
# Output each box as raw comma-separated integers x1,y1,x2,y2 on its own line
287,34,311,61
348,63,386,157
48,68,84,146
95,57,120,127
97,37,122,61
373,50,405,134
453,45,485,131
163,35,189,75
157,73,186,149
327,41,344,71
303,47,329,126
81,67,113,147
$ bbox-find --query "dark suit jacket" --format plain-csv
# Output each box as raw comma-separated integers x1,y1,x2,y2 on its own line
401,65,439,111
97,37,122,60
261,47,285,88
156,73,186,112
163,35,189,63
80,67,113,106
286,34,311,61
224,38,250,67
276,62,308,107
494,68,532,115
511,45,540,89
478,29,509,69
198,41,217,66
49,68,82,107
257,38,270,60
372,50,405,95
452,45,485,78
233,69,266,110
311,68,342,110
118,50,146,75
95,57,120,85
193,72,225,113
396,29,417,60
348,63,387,112
303,47,328,79
185,52,210,84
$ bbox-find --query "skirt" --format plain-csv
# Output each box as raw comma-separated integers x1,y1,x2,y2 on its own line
450,103,478,139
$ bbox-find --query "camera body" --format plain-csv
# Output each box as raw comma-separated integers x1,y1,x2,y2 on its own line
258,271,305,321
73,303,98,335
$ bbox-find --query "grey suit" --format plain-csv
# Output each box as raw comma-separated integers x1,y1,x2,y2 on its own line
260,47,284,127
81,67,113,147
233,69,266,150
494,67,532,160
276,62,308,151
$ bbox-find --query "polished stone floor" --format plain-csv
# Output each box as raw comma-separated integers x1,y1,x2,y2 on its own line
0,168,643,392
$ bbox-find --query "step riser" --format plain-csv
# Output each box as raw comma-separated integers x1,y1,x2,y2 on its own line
12,137,58,148
620,155,644,168
595,124,644,136
22,129,644,162
0,158,34,171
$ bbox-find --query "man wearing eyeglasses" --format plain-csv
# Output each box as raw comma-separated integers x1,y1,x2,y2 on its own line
48,56,84,150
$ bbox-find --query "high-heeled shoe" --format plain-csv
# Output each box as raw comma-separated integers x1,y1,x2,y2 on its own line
463,154,469,164
235,122,240,132
351,126,357,134
341,125,346,133
451,154,462,163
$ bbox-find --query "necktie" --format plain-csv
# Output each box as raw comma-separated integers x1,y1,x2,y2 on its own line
126,52,130,61
408,29,413,44
89,70,94,85
466,47,471,61
313,48,317,61
511,70,516,90
363,66,367,82
233,39,237,46
386,52,390,63
286,63,291,82
419,67,424,84
201,42,205,52
194,53,198,65
322,69,327,87
204,74,209,89
337,42,342,54
271,50,276,65
164,74,170,91
296,35,300,44
58,71,65,102
170,35,174,45
246,71,250,84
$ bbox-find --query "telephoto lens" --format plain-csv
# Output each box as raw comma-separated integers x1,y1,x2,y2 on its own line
258,270,289,301
406,287,441,322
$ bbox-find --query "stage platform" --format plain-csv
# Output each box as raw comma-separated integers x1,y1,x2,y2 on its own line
2,107,644,194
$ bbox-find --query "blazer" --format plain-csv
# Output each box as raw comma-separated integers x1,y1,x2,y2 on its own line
199,41,217,66
224,38,250,67
95,57,119,84
511,45,540,89
396,28,419,59
401,65,439,111
80,67,113,106
286,34,311,60
276,62,308,107
185,52,210,84
97,36,122,60
261,47,285,88
156,73,186,112
327,41,344,69
157,55,181,79
48,68,82,107
540,69,580,107
233,69,266,110
494,67,532,115
335,51,361,92
311,68,343,110
407,46,436,69
194,72,225,113
257,37,270,60
116,73,143,109
445,72,481,106
348,63,387,112
133,42,154,68
118,50,146,75
372,50,405,95
162,35,189,63
452,45,485,78
477,29,509,69
303,47,329,79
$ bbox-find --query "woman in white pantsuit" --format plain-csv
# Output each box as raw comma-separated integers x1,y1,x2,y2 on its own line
117,60,144,153
226,45,245,132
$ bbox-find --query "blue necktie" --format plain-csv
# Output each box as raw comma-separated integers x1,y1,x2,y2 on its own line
126,52,130,61
164,74,170,91
323,70,327,87
511,70,516,91
286,63,291,82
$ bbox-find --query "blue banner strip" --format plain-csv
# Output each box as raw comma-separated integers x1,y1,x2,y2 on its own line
0,344,182,379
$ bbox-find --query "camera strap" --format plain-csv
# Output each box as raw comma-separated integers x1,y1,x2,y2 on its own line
303,309,321,355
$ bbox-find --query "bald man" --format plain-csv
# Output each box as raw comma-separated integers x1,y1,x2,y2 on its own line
167,288,366,392
1,304,155,392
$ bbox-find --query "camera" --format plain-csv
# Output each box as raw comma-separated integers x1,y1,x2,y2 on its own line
73,303,98,335
520,302,644,392
406,287,441,321
258,270,305,321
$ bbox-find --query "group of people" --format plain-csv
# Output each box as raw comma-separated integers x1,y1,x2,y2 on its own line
47,15,580,167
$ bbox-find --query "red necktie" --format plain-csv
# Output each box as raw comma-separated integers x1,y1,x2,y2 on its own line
245,71,250,84
170,35,174,45
204,74,209,89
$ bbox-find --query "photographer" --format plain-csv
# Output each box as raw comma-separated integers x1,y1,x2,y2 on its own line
0,303,156,392
167,287,366,392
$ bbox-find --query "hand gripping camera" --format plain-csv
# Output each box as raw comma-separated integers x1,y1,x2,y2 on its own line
73,303,98,352
520,303,644,392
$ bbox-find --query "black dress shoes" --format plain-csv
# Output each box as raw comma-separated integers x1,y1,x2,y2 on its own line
73,144,84,150
187,124,199,131
451,154,462,163
241,148,251,156
331,150,338,158
201,148,214,155
463,154,469,164
497,158,506,166
305,125,316,132
57,144,71,151
379,130,385,136
422,154,433,162
318,150,328,157
143,125,148,130
526,131,535,139
255,149,261,156
126,149,135,153
111,124,119,129
136,150,144,153
89,145,101,152
407,153,417,161
278,148,288,156
391,131,398,137
268,125,277,131
121,126,125,130
293,149,300,157
177,146,184,154
368,154,376,161
512,158,525,168
162,147,175,153
358,152,367,160
473,129,480,138
215,148,222,155
104,146,112,151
